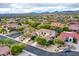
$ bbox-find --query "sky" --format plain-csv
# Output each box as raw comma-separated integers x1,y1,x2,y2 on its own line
0,3,79,14
0,0,79,3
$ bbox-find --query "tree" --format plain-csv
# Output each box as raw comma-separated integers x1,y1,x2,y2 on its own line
23,32,31,38
0,28,3,33
17,26,24,32
0,38,15,46
11,43,25,55
73,37,77,44
1,20,6,24
28,26,35,32
63,27,69,31
0,18,1,22
53,38,64,45
55,28,63,33
37,23,50,29
27,20,40,28
18,43,25,51
31,36,36,40
3,38,15,45
35,36,47,46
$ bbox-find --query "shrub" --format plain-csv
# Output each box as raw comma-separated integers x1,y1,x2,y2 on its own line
17,26,24,32
48,40,54,45
23,32,31,38
0,28,3,33
73,37,77,44
53,38,64,45
55,28,63,33
63,27,69,31
0,38,15,46
35,36,47,46
10,43,25,55
31,36,36,40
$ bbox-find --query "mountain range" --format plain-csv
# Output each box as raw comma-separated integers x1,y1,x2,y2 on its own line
0,10,79,17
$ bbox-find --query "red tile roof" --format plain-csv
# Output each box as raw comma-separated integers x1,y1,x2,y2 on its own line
59,32,79,41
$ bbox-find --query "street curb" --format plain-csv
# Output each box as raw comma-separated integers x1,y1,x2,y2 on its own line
23,50,37,56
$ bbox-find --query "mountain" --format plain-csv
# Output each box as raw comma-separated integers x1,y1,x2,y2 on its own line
29,10,79,14
0,10,79,17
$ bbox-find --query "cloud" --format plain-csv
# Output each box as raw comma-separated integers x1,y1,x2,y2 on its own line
0,3,79,14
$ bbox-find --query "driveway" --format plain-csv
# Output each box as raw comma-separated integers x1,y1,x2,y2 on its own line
0,35,7,39
6,32,23,38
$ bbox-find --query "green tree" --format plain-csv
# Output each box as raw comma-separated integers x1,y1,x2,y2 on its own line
63,27,69,31
18,43,25,51
73,37,77,44
55,28,63,33
35,36,47,46
28,26,35,32
1,20,6,24
11,43,25,55
37,23,50,29
23,32,31,38
27,20,40,28
17,26,24,32
0,38,15,46
31,36,36,40
53,38,64,45
0,28,3,33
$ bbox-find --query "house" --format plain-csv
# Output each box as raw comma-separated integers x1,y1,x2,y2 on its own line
32,29,57,41
68,24,79,31
51,22,65,28
68,20,79,24
58,32,79,44
68,20,79,31
0,46,11,56
2,23,18,30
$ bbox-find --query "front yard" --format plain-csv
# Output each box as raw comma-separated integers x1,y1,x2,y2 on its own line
30,42,65,53
17,35,65,53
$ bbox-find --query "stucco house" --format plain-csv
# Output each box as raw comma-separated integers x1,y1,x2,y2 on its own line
32,29,57,41
58,32,79,44
68,20,79,31
51,22,65,29
2,23,18,30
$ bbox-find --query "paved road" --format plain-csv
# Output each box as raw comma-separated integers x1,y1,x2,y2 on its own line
1,35,79,56
25,45,79,56
6,32,23,38
0,35,7,39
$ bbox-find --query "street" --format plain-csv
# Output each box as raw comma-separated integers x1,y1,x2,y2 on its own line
0,35,7,39
25,45,79,56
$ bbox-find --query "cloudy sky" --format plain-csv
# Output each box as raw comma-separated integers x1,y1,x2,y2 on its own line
0,3,79,14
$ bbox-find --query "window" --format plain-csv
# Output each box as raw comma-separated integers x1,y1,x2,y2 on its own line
41,32,43,34
44,32,46,35
65,38,68,42
69,39,72,42
65,39,68,42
